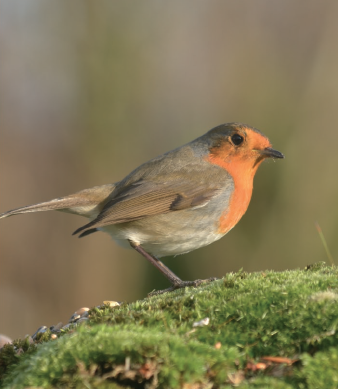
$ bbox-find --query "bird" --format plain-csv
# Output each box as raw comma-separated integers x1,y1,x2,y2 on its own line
0,123,284,295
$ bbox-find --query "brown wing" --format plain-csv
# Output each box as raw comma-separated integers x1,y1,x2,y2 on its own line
73,179,220,235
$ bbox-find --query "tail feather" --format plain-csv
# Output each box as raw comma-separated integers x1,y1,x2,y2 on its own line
0,183,116,221
0,198,77,219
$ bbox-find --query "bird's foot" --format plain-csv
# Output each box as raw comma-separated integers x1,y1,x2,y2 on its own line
148,277,218,297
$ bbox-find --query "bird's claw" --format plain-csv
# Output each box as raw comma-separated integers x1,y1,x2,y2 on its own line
147,277,218,297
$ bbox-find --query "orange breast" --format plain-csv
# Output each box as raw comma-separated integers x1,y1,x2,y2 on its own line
218,179,252,234
206,152,258,234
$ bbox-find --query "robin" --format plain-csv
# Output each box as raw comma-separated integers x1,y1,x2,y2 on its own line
0,123,284,294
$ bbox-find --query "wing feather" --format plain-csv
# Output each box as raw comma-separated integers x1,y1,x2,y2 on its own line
73,179,220,235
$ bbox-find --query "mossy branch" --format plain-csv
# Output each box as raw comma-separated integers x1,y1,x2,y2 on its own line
1,262,338,388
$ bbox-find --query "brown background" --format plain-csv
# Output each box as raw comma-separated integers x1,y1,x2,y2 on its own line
1,1,338,339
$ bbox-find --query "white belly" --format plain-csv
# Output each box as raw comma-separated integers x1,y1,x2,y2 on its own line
100,209,226,257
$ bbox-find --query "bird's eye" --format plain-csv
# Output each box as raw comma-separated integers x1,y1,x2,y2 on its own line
231,133,244,146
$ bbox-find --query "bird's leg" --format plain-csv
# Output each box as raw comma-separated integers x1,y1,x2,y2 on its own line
129,241,183,285
129,241,218,296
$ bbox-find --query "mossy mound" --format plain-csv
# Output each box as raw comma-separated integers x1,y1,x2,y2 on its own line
1,262,338,388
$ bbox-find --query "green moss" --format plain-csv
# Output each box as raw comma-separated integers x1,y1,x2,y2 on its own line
1,326,238,388
2,263,338,388
301,347,338,389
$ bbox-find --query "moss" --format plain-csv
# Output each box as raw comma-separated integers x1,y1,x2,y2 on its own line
301,347,338,389
1,263,338,388
1,326,238,388
0,335,37,381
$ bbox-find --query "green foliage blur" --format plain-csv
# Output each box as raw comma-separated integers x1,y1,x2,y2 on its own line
1,1,338,339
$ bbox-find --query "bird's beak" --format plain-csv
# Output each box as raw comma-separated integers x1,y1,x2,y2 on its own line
259,147,284,159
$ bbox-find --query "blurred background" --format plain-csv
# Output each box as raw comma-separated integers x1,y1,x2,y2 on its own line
1,0,338,339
